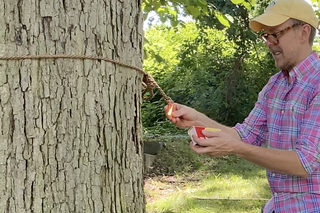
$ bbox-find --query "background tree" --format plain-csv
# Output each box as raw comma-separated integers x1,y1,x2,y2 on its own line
0,0,145,212
142,0,208,27
142,0,320,130
142,0,302,129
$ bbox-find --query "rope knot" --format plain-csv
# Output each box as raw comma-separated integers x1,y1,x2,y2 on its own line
142,73,173,104
142,74,156,101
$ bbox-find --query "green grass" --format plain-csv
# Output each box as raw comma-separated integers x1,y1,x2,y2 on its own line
144,134,272,213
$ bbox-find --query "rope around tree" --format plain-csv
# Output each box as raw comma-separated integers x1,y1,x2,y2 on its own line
0,54,174,104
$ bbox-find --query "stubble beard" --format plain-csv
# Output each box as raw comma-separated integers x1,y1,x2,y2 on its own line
273,50,296,72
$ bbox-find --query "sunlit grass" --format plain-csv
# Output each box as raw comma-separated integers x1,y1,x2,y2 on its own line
144,136,272,213
146,173,270,213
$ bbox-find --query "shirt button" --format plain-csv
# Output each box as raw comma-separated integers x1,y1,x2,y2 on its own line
279,131,281,135
274,192,278,197
272,173,275,177
281,110,284,114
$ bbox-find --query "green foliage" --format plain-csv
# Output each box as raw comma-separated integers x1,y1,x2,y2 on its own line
144,23,198,81
311,0,320,19
142,23,199,128
142,22,277,128
142,0,254,28
249,0,270,18
142,0,208,27
168,27,276,126
143,0,320,31
313,35,320,53
142,0,298,129
229,0,256,11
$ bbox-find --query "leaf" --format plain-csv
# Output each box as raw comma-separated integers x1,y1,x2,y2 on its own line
157,7,167,14
197,0,207,7
155,54,166,63
230,0,253,10
160,0,167,5
144,49,148,60
153,1,162,10
248,0,256,5
159,14,167,23
202,6,209,15
143,13,149,21
179,0,190,4
242,2,252,10
214,11,230,27
142,3,153,13
231,0,245,4
186,5,201,17
168,8,178,16
225,14,234,24
171,19,179,27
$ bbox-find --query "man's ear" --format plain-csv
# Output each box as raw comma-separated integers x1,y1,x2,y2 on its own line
300,24,311,44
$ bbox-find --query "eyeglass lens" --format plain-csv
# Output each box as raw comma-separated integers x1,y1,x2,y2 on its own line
264,35,278,45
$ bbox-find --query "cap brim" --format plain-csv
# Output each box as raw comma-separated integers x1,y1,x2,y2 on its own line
250,13,290,32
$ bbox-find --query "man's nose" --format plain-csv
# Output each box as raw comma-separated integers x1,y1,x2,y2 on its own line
265,39,275,48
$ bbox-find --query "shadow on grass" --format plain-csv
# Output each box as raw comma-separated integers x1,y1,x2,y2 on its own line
145,136,268,180
204,155,265,178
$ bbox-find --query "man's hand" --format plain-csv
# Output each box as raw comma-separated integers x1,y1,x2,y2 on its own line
190,129,238,156
165,103,201,129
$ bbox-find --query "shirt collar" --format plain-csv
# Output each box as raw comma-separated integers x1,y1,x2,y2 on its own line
284,51,319,83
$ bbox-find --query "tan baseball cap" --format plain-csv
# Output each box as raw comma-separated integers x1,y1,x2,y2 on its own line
250,0,319,32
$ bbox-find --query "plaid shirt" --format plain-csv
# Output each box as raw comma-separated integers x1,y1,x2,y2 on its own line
234,52,320,213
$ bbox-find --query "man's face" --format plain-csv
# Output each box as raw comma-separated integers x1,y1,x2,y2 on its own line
262,20,301,71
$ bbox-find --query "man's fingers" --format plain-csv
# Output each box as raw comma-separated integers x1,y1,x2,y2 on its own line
190,141,211,154
192,135,213,147
202,130,221,138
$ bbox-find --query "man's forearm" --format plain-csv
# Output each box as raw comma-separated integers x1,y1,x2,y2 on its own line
234,142,309,178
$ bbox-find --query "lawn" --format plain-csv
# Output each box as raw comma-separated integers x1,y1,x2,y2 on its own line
144,134,272,213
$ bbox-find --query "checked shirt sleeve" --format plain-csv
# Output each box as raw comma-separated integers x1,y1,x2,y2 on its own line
296,90,320,175
234,84,269,147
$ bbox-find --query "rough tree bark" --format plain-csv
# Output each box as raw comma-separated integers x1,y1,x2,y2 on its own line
0,0,145,212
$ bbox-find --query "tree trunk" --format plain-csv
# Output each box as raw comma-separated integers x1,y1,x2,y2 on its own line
0,0,145,212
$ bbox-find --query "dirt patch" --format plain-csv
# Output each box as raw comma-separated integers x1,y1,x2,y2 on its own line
144,168,203,204
142,136,207,204
144,175,190,203
144,176,180,203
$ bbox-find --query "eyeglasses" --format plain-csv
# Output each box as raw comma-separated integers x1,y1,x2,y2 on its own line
260,23,303,45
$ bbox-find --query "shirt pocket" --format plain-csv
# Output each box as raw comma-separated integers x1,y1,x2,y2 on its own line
288,100,307,121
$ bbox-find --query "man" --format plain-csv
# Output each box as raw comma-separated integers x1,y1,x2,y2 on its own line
166,0,320,212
